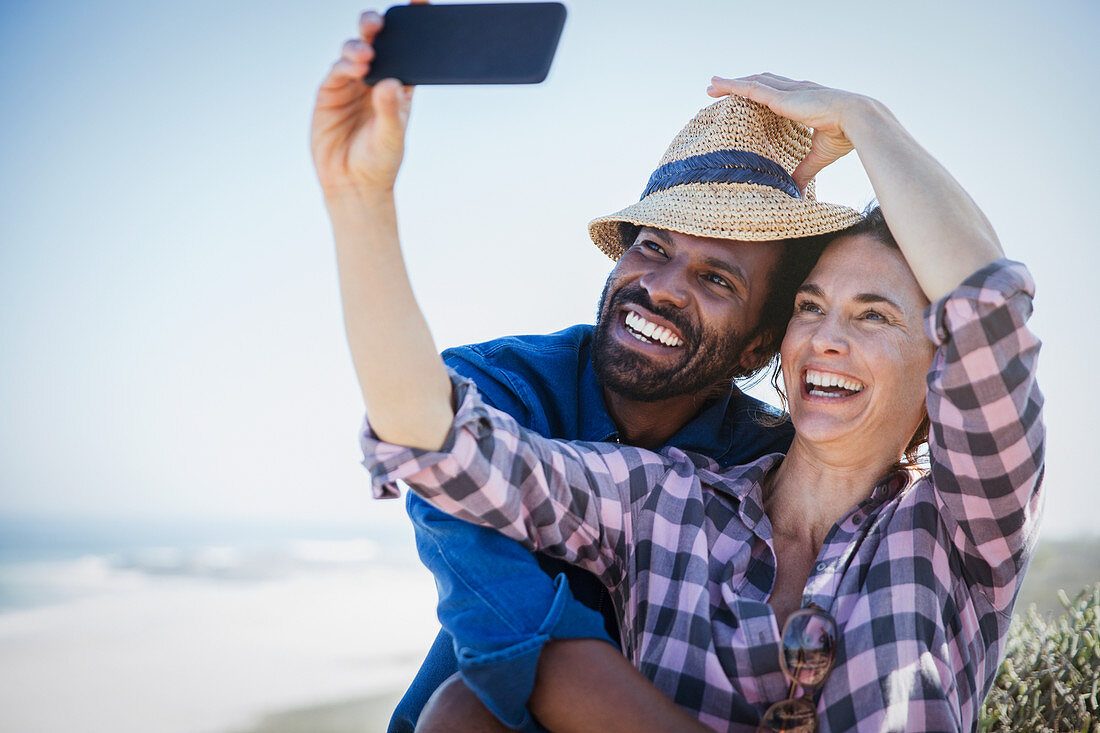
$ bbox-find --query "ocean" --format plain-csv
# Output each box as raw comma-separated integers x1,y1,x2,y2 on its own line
0,515,439,733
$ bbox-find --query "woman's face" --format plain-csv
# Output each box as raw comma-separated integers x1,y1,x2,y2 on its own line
780,234,934,459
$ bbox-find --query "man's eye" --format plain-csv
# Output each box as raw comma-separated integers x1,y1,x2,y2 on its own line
861,310,886,321
640,240,666,256
705,274,731,290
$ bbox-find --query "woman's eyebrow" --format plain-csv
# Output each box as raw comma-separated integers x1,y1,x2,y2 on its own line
796,283,903,311
852,292,903,311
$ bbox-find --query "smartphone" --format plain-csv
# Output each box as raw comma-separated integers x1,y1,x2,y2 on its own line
364,3,566,85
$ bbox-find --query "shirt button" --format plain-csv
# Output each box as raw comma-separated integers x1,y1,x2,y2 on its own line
853,515,862,525
815,561,827,572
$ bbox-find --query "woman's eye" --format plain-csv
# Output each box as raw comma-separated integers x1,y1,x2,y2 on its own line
796,300,823,314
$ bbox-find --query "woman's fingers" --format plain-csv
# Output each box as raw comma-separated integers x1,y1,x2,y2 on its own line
341,38,375,64
707,76,782,107
359,10,384,43
792,131,854,192
370,78,413,151
319,57,369,93
709,74,822,101
792,148,828,192
707,74,855,190
357,8,417,98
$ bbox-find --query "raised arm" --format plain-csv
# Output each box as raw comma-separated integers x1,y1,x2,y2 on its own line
310,6,453,450
707,74,1003,302
709,76,1044,609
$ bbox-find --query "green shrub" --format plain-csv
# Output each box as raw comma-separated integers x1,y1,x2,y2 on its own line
980,584,1100,732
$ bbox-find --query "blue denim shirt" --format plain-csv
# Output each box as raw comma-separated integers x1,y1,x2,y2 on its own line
444,325,792,460
390,324,794,732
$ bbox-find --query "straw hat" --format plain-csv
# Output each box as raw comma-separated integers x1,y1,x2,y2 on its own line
588,95,862,259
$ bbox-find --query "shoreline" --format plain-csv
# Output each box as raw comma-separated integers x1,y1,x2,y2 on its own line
231,691,403,733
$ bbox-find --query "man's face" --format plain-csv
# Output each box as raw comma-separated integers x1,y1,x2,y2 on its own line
593,227,783,402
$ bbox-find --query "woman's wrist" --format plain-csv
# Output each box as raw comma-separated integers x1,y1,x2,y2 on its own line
838,94,897,148
324,182,395,211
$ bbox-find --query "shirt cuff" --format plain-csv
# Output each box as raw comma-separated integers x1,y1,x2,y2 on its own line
360,369,494,500
923,258,1035,346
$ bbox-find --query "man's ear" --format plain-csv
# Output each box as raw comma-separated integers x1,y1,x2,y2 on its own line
737,329,779,375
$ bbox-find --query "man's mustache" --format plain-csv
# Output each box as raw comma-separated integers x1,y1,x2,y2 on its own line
604,284,696,344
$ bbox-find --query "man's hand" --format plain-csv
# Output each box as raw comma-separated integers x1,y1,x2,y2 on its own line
310,8,421,197
707,73,871,193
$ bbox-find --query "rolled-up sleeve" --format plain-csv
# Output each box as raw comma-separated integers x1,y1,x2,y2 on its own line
924,259,1045,612
361,371,648,585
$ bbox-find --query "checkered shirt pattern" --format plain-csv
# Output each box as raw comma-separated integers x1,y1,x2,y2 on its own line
362,260,1043,732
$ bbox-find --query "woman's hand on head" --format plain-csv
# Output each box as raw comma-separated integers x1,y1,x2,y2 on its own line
310,6,424,197
707,74,873,192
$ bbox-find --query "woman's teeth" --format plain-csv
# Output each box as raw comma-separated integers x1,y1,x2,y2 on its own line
804,369,865,398
625,311,682,347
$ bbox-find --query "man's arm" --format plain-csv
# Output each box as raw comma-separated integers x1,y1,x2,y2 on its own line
311,7,453,450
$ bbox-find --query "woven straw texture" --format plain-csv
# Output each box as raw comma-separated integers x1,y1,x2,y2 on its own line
589,95,862,259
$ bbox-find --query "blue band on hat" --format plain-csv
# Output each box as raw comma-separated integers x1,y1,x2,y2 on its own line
640,149,802,200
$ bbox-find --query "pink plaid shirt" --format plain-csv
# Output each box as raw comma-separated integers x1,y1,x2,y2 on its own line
363,260,1043,732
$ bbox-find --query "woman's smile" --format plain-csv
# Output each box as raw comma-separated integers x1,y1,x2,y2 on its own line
782,233,933,457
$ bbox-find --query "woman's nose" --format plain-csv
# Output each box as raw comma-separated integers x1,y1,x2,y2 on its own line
810,316,850,355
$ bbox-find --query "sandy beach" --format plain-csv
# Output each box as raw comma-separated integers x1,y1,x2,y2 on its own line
2,520,1094,733
233,692,402,733
0,551,437,733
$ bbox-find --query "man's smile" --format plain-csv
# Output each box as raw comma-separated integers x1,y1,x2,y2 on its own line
622,308,684,347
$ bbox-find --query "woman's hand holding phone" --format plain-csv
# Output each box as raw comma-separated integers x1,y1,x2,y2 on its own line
310,7,421,198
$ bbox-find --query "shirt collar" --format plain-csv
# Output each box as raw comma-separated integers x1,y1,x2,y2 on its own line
698,453,784,530
666,389,741,456
578,357,618,442
700,459,912,533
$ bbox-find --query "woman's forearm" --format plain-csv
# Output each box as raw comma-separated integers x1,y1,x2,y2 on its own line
841,98,1004,301
327,189,453,450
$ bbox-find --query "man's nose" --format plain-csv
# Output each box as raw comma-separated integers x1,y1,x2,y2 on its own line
638,264,690,308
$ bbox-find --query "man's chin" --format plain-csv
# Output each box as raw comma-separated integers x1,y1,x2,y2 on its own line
592,324,747,404
600,372,682,402
593,351,691,402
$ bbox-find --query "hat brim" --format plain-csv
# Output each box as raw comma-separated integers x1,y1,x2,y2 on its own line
588,182,863,259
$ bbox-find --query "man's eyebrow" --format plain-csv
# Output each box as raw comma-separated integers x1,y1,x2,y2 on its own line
796,282,903,311
702,256,748,290
640,228,673,246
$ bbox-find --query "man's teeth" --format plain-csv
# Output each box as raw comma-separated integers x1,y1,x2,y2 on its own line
804,369,865,398
624,311,682,347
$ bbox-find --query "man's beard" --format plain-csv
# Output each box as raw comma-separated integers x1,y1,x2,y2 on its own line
592,279,750,403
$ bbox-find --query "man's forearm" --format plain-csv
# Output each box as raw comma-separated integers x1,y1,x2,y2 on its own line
327,189,453,450
530,640,711,733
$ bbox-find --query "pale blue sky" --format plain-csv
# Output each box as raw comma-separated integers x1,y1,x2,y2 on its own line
1,0,1097,536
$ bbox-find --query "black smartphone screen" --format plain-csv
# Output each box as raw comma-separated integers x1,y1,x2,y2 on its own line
364,3,566,85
